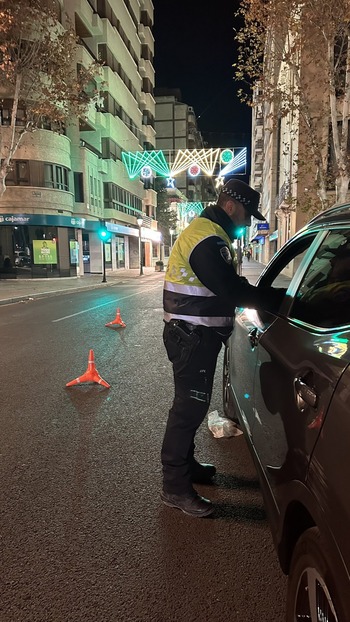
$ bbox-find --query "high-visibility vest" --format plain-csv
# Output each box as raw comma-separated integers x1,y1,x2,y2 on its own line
163,217,236,329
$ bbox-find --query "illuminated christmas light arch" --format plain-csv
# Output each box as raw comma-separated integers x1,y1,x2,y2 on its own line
221,149,234,164
121,150,170,179
121,148,247,181
179,202,204,217
218,147,247,177
171,148,221,176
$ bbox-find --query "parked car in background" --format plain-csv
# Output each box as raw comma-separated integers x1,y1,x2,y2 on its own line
223,203,350,621
14,251,31,267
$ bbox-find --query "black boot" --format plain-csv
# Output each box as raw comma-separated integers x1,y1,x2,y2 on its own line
190,462,216,484
161,490,214,517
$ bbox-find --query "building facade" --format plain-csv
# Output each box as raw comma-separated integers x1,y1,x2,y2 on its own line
249,22,348,267
0,0,160,278
154,89,216,246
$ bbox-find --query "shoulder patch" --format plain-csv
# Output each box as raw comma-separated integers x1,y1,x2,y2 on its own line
220,246,232,264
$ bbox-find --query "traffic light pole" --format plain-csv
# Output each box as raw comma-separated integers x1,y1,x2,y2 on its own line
102,241,107,283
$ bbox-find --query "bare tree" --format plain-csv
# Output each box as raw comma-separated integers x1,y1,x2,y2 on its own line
0,0,100,196
154,177,179,245
235,0,350,212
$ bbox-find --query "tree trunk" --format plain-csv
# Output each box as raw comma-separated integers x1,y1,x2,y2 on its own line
336,175,350,204
328,40,350,205
0,73,25,198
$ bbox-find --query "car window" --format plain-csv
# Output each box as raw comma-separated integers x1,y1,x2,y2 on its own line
258,233,317,289
291,230,350,328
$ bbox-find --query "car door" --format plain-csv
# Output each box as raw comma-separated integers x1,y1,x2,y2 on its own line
251,228,350,493
227,231,316,438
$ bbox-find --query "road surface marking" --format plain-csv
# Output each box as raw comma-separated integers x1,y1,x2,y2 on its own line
52,284,161,322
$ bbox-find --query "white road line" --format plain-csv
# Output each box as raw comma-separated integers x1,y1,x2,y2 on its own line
52,284,162,322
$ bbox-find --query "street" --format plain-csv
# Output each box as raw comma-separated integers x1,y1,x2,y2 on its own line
0,277,286,622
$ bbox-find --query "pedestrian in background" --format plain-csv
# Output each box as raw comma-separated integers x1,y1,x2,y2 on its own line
161,178,286,517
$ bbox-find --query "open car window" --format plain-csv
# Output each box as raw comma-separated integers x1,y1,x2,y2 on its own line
290,230,350,328
257,232,318,289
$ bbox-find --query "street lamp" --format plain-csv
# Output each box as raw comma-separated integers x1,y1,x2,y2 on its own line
169,228,175,250
236,227,245,276
136,217,143,276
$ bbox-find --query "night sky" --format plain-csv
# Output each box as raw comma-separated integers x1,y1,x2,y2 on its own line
152,0,252,153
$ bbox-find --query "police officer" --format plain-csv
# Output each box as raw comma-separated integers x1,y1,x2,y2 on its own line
161,178,286,517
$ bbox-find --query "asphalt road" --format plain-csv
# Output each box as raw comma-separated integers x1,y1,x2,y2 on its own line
0,279,286,622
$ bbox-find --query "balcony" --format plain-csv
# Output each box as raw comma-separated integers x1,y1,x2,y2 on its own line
138,23,154,49
139,58,154,83
75,0,103,37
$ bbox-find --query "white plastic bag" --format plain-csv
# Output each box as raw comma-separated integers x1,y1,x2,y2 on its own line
207,410,243,438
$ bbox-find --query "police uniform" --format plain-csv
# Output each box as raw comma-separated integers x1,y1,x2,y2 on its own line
161,193,285,499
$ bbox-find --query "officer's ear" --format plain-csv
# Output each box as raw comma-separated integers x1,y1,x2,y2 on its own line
221,198,235,217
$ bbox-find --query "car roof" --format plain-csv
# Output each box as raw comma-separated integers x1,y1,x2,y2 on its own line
306,203,350,228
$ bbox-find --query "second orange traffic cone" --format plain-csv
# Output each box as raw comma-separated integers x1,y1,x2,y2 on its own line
105,307,126,328
66,349,110,388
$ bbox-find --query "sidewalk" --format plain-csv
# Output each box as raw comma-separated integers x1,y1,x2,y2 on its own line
0,266,162,306
0,260,267,307
241,258,267,285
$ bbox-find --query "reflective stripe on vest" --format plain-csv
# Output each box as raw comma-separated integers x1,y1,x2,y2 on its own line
163,281,216,297
164,311,233,327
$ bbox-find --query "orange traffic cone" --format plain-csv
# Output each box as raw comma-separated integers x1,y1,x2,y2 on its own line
66,349,110,388
105,307,126,328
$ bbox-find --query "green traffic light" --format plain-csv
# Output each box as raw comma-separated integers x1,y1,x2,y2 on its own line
98,224,111,242
236,227,245,237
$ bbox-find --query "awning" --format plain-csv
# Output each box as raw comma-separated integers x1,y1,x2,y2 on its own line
250,235,265,243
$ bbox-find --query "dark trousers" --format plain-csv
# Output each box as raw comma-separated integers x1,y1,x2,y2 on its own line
161,320,223,495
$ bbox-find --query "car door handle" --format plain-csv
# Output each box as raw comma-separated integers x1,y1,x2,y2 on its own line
294,377,318,410
248,327,259,348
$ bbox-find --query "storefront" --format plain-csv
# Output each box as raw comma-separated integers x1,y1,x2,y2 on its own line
0,213,161,278
0,213,86,278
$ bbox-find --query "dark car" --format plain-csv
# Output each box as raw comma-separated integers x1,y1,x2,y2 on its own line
223,203,350,621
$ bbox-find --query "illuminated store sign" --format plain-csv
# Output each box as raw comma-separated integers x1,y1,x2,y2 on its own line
0,214,86,228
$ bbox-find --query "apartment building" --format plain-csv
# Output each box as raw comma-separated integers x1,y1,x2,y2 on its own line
154,90,216,228
0,0,159,278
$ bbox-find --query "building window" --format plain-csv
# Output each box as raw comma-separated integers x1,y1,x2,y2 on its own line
44,164,54,188
103,182,142,214
74,172,84,202
5,160,30,186
101,138,122,161
17,161,29,184
44,163,69,191
1,107,11,125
